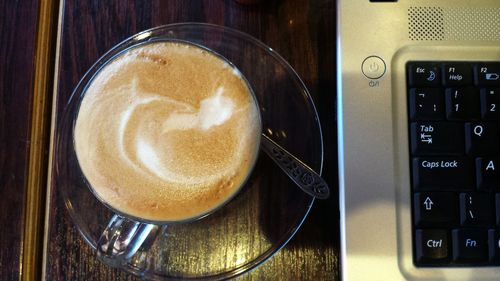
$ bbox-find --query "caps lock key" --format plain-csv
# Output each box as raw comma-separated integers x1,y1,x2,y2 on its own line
413,157,473,191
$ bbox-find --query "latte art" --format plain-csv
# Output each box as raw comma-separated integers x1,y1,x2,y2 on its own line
115,79,242,185
74,42,261,221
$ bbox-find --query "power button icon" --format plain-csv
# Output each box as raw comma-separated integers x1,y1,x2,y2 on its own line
362,56,386,79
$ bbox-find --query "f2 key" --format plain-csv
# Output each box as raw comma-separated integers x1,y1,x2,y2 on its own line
476,64,500,86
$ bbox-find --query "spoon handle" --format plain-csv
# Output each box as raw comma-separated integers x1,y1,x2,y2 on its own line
261,134,330,199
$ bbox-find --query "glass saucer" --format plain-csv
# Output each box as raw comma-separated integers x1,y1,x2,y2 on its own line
55,23,323,280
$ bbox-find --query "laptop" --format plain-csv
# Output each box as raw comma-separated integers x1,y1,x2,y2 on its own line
337,0,500,280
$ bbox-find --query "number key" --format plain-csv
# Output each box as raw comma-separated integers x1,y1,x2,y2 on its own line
480,88,500,120
445,88,480,120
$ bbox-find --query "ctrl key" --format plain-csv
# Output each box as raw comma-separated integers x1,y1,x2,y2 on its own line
415,229,449,264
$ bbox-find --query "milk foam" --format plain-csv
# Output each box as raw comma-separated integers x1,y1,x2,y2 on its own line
161,86,235,132
74,42,261,222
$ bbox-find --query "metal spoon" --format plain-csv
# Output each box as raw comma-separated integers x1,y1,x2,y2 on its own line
260,134,330,199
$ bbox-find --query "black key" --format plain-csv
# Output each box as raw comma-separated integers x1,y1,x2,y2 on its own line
413,157,473,191
480,88,500,120
414,192,458,227
496,194,500,225
443,63,473,86
409,88,444,120
445,88,480,120
408,63,441,87
459,193,492,226
410,122,464,155
465,123,500,155
452,228,488,262
415,229,449,264
476,158,500,191
476,63,500,86
488,229,500,263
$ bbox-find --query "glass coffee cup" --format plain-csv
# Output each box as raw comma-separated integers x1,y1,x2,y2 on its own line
56,23,323,279
72,39,262,266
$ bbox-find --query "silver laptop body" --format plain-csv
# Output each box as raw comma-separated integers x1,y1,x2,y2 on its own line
337,0,500,280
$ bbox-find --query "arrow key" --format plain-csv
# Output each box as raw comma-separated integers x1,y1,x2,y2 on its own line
414,192,458,227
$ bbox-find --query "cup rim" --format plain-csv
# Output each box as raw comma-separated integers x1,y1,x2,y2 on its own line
69,38,263,225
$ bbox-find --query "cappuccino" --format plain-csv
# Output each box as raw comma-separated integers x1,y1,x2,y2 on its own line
74,41,261,222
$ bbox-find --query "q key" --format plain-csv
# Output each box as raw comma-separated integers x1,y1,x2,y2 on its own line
465,123,500,155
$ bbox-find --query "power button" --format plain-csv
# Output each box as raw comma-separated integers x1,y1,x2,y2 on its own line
362,56,386,79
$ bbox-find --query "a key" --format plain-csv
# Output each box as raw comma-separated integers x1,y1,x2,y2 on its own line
476,158,500,191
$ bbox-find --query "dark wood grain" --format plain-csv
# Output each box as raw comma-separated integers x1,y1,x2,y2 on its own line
45,0,338,280
0,1,40,280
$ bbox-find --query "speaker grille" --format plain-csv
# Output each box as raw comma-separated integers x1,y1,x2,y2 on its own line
408,7,444,41
408,6,500,41
445,7,500,40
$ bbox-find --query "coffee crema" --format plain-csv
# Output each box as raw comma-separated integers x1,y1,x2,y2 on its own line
74,41,261,222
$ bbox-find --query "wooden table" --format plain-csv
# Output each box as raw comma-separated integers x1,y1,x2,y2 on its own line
0,0,338,280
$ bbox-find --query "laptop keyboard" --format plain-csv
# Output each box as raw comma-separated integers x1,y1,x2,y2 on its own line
408,61,500,266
